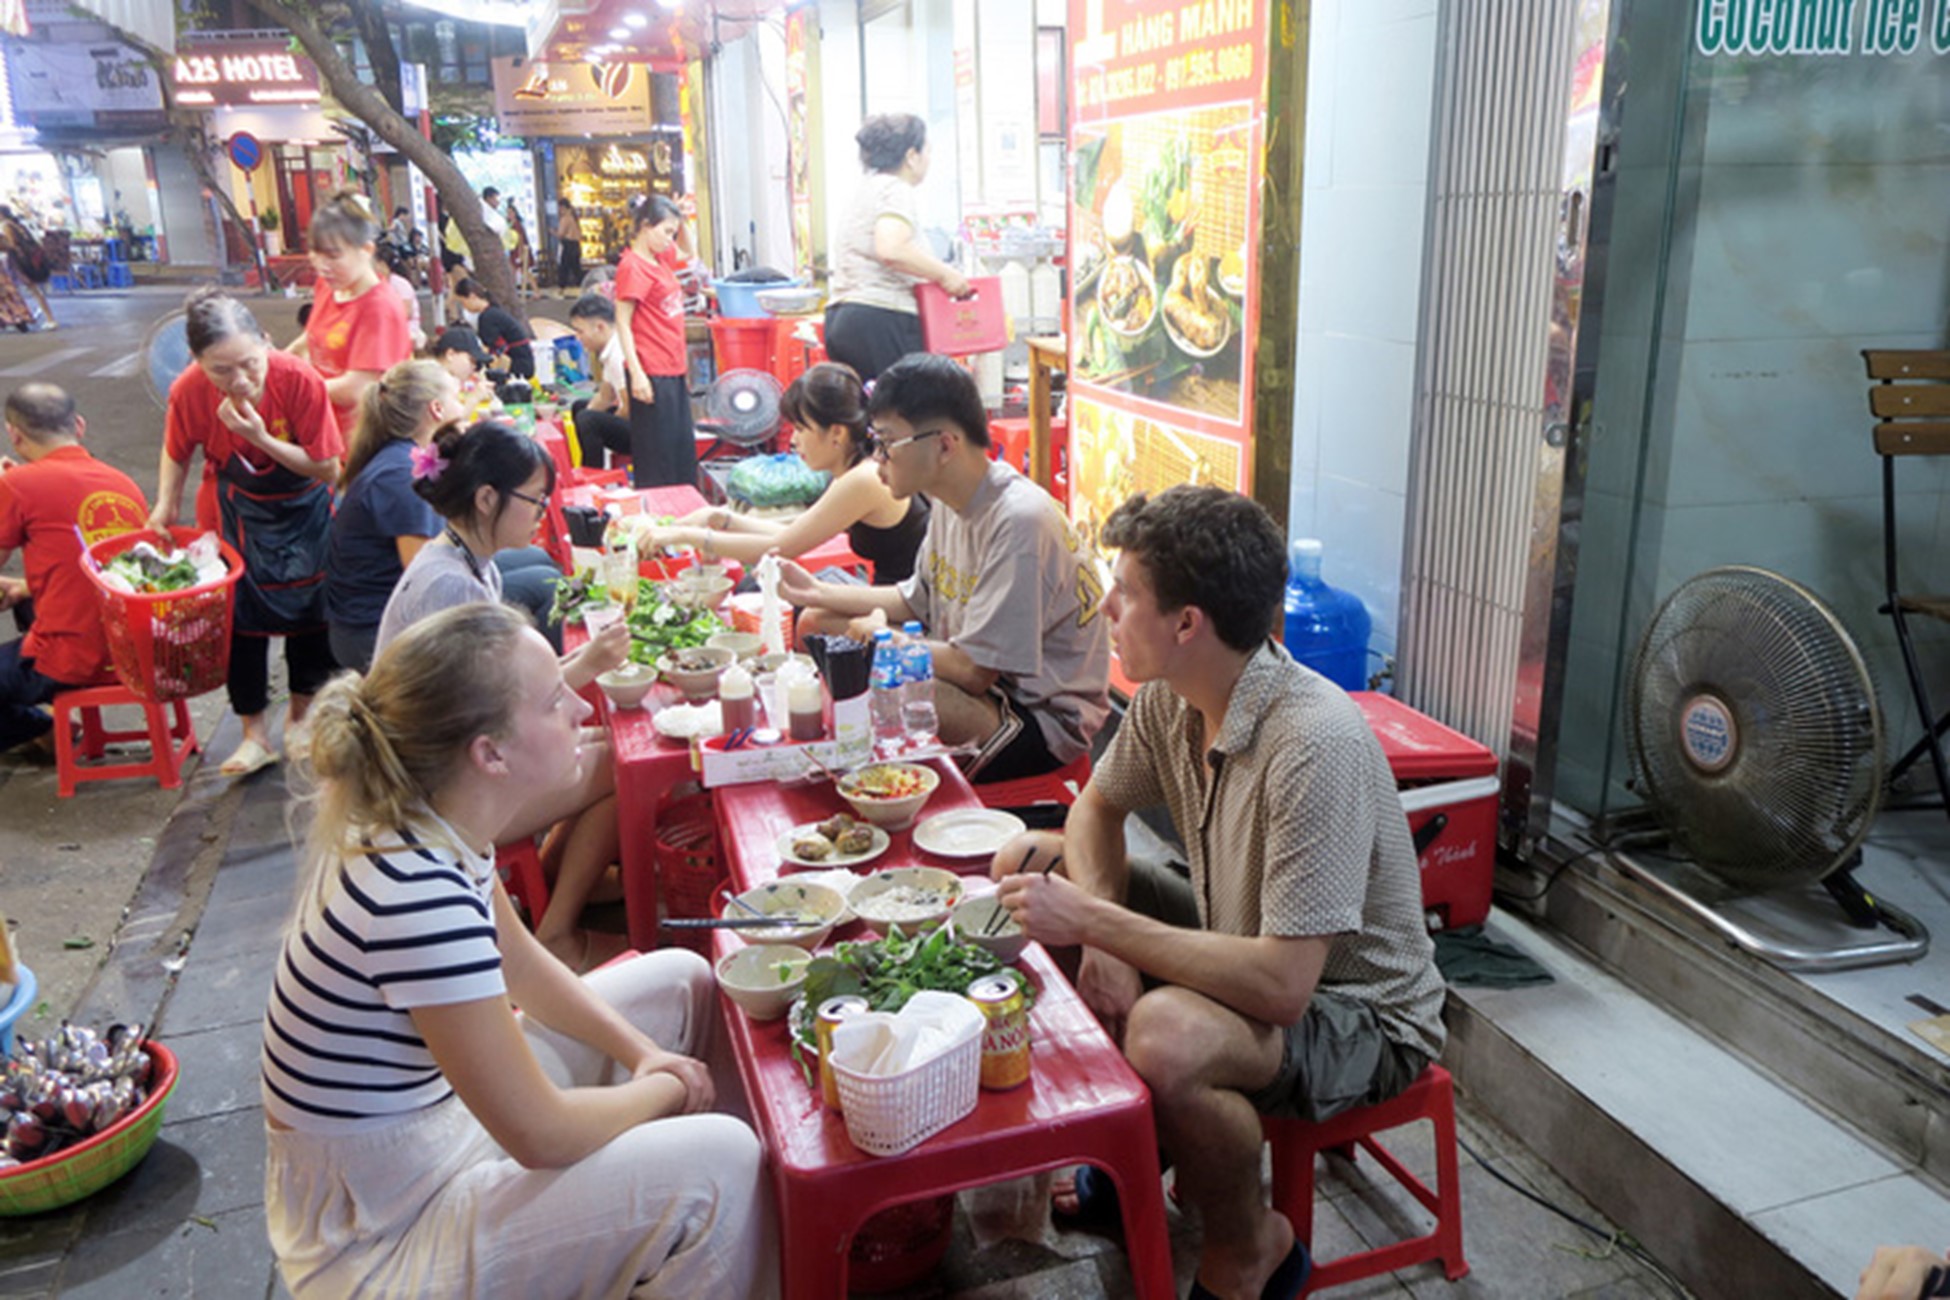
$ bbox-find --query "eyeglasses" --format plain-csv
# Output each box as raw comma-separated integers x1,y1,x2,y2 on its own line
508,487,548,512
869,426,946,462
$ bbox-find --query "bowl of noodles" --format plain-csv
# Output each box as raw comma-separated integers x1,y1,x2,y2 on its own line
1098,255,1159,344
835,762,942,831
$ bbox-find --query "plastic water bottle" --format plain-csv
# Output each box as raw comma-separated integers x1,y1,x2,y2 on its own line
899,621,939,743
1283,539,1372,691
870,629,905,741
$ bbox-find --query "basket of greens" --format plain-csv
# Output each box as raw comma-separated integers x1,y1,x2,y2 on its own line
627,586,727,666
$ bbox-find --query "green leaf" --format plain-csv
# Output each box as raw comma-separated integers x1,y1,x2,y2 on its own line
63,937,94,950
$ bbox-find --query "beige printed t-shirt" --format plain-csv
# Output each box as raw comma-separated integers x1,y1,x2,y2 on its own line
897,460,1111,762
830,172,924,314
1093,641,1447,1062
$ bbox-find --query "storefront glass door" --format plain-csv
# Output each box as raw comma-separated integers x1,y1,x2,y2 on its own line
1553,0,1950,826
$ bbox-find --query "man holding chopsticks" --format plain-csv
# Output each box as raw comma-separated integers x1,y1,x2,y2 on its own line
993,486,1445,1300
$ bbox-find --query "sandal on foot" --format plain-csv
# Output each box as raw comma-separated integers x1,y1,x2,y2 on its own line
219,738,279,776
1188,1241,1312,1300
1050,1164,1122,1233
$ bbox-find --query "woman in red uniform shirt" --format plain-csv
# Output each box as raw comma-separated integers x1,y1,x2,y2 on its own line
152,290,343,776
300,192,411,436
613,195,696,490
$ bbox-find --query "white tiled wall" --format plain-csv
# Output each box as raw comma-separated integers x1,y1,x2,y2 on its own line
1287,0,1441,665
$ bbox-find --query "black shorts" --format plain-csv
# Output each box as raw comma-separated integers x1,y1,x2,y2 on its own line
822,302,925,383
967,688,1063,784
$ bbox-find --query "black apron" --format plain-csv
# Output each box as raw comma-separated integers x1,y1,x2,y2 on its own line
216,452,332,635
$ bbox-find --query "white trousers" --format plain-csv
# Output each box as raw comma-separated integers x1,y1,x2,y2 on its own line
265,950,778,1299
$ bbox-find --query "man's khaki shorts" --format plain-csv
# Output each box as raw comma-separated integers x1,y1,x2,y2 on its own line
1125,857,1428,1122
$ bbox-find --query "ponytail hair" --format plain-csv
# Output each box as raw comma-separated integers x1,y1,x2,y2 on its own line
293,603,535,921
412,418,556,529
309,188,380,255
340,359,453,491
628,193,681,235
781,362,870,465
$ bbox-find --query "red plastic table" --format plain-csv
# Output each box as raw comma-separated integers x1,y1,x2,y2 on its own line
712,767,1175,1300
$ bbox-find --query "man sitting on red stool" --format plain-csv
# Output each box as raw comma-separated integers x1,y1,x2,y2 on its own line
994,486,1445,1300
0,383,148,755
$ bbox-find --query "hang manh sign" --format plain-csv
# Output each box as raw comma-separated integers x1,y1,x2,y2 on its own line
173,41,320,106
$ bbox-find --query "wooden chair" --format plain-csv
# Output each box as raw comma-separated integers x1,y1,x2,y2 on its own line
1864,349,1950,810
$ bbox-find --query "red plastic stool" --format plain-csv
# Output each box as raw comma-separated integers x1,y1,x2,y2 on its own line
976,753,1092,809
1263,1065,1469,1290
51,684,198,799
496,837,550,925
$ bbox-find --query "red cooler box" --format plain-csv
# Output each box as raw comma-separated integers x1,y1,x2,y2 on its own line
1352,692,1501,931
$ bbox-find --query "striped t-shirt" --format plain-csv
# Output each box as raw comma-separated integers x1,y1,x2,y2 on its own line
260,825,506,1133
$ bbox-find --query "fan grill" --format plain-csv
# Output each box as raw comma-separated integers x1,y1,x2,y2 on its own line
1625,567,1883,890
704,369,784,446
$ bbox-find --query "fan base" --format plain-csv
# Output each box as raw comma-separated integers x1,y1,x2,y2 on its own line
1614,850,1928,974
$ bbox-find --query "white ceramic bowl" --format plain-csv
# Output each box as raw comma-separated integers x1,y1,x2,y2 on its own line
665,574,733,610
725,880,847,949
657,646,736,701
596,663,658,710
707,631,765,662
950,896,1029,963
715,944,814,1021
835,763,942,831
849,867,963,934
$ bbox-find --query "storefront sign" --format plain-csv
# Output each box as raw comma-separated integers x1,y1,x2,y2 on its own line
1065,0,1268,543
1696,0,1950,54
172,40,320,107
2,38,163,125
491,57,652,137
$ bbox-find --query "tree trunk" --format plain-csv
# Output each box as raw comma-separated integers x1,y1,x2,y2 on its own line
242,0,523,317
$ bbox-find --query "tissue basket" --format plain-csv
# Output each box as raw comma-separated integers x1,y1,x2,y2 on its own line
833,1025,982,1157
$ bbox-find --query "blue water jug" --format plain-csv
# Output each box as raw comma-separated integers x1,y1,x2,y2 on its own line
1283,539,1371,690
553,336,586,385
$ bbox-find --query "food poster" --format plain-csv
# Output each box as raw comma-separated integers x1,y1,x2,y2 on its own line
785,9,817,280
1066,0,1269,549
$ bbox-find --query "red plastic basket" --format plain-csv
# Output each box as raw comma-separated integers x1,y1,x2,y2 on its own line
82,527,244,703
656,793,724,952
0,1041,179,1215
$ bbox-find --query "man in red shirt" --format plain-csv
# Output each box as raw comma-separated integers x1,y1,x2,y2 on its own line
0,383,148,753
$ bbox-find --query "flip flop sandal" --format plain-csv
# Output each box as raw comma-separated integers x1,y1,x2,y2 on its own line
1188,1241,1312,1300
219,738,279,777
1050,1164,1123,1233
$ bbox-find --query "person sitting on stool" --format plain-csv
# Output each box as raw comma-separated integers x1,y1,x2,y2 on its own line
992,485,1447,1300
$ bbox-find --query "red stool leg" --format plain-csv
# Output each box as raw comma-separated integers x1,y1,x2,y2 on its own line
52,697,84,799
145,696,183,790
1429,1069,1468,1280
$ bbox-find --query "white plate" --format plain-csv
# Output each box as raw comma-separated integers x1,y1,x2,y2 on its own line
912,809,1028,859
775,822,891,869
653,701,723,740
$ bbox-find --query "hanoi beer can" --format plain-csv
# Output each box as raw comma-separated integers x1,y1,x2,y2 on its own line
968,973,1031,1090
815,995,871,1110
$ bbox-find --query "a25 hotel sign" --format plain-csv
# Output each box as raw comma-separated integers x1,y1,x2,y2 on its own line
1698,0,1950,54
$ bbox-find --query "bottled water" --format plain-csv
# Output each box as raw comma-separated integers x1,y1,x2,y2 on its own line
899,621,939,743
870,629,905,741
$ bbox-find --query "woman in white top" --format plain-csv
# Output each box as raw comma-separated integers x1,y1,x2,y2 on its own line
822,114,969,382
264,602,775,1298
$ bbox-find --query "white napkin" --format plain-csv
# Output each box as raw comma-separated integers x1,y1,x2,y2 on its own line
755,553,787,656
830,991,984,1077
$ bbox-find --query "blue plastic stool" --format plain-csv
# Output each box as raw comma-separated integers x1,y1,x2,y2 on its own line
105,262,133,288
0,963,37,1056
48,272,76,294
75,263,103,290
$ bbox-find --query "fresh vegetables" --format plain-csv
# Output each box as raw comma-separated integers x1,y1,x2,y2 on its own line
548,567,610,625
102,542,202,594
793,925,1031,1057
840,764,933,800
626,584,726,665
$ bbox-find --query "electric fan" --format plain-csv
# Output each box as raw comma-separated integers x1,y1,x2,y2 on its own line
1617,566,1926,969
142,310,191,410
696,368,784,457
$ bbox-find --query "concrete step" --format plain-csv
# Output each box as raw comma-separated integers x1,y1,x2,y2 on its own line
1446,909,1950,1297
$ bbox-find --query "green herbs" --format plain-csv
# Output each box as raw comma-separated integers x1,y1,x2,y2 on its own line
547,568,609,625
626,586,726,664
794,926,1028,1049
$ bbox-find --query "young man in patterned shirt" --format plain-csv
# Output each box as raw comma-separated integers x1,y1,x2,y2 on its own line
995,485,1446,1300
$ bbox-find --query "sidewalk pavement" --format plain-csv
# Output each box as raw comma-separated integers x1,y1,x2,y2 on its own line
1,718,1688,1300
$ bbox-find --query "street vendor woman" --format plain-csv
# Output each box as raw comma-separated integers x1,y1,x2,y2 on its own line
775,353,1108,782
992,486,1446,1300
0,383,147,755
152,289,343,777
263,602,775,1298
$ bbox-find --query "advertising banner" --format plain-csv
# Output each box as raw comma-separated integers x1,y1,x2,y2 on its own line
5,38,163,125
1065,0,1268,548
492,57,652,137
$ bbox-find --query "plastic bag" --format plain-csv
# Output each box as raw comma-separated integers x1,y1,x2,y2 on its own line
725,452,829,510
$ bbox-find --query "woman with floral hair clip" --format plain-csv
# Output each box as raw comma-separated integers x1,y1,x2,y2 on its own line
375,419,631,970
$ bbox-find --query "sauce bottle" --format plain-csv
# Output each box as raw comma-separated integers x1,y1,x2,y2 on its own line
720,662,757,731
